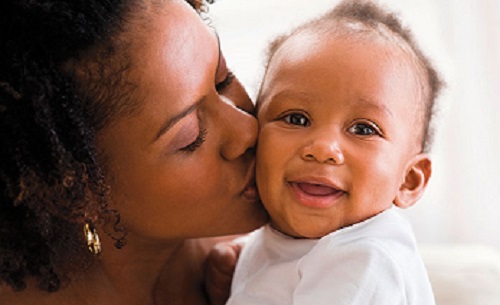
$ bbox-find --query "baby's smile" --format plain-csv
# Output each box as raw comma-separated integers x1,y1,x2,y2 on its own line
288,179,346,209
294,182,341,196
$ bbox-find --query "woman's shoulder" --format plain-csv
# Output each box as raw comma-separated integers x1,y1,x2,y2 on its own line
0,286,30,305
0,282,60,305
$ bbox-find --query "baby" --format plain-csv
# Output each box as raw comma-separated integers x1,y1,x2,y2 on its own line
226,0,443,304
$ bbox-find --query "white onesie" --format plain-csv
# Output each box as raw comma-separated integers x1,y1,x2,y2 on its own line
227,208,435,305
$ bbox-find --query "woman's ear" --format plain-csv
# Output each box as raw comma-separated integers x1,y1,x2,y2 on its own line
394,153,432,209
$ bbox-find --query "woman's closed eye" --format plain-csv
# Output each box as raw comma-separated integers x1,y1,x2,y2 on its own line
216,70,235,92
180,125,207,153
169,113,208,154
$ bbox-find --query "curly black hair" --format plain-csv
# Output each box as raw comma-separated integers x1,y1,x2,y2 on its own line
0,0,203,293
261,0,444,153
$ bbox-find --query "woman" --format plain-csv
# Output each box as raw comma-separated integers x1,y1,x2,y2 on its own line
0,0,267,304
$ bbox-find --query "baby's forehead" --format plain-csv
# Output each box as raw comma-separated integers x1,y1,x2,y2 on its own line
273,22,428,98
260,25,428,131
299,19,417,60
274,25,421,76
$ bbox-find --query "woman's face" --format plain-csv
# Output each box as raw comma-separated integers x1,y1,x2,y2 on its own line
97,1,267,241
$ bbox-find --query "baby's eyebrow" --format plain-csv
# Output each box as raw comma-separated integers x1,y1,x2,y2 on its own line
267,90,315,103
356,98,393,118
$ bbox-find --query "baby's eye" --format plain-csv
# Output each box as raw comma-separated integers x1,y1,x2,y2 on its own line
348,122,382,136
283,113,310,127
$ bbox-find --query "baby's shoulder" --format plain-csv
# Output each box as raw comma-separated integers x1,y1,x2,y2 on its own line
320,210,415,251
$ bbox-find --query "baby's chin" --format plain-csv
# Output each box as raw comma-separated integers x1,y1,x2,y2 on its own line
272,220,339,240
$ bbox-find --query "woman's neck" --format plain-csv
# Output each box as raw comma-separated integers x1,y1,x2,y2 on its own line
83,235,210,305
3,236,211,305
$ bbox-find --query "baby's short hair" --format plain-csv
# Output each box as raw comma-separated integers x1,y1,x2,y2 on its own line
263,0,444,152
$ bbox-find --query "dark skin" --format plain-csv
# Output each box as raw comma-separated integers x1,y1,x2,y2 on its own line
1,1,267,304
205,239,246,305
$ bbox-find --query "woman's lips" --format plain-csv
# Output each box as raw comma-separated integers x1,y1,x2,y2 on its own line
289,181,345,208
241,160,259,201
242,178,259,201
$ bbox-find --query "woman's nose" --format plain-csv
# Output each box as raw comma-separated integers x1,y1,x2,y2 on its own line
217,98,258,161
300,134,345,165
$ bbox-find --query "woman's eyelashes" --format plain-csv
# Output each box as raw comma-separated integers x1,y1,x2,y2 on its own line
180,121,207,153
171,113,207,154
178,68,234,154
216,70,235,92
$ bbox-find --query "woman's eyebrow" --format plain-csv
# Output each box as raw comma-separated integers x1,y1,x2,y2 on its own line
153,97,205,142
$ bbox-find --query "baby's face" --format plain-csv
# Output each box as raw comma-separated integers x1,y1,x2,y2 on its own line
256,33,427,238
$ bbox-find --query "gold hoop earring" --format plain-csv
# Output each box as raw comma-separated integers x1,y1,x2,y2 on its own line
84,223,102,255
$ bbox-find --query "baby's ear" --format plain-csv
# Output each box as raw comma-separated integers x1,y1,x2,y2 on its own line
394,153,432,209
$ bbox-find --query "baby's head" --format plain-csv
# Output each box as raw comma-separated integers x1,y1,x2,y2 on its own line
255,0,443,238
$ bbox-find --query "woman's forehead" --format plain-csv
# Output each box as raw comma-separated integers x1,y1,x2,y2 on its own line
100,0,220,140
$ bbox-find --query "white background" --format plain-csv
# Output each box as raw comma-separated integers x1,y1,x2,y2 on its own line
210,0,500,249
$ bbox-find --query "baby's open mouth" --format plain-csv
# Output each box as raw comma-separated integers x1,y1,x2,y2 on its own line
296,182,343,196
288,181,345,209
